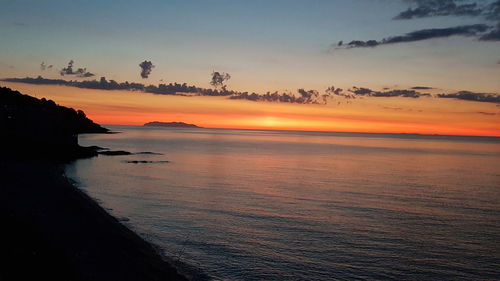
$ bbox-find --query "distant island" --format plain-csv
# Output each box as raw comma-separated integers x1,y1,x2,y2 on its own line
144,121,202,128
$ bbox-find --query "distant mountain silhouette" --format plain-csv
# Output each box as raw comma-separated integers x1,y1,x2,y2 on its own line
0,87,109,160
144,121,201,128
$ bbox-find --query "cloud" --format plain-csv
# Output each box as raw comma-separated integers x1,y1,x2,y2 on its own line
411,86,434,90
437,91,500,103
394,0,482,20
344,24,490,48
230,89,325,104
4,76,498,105
479,22,500,40
348,87,427,98
335,1,499,49
60,60,75,75
59,60,94,77
326,86,356,99
393,1,500,41
210,71,231,90
476,111,497,115
40,62,53,71
75,68,95,77
483,0,500,21
139,60,154,78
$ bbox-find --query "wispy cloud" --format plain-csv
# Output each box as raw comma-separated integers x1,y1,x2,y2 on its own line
394,0,482,20
344,24,489,48
479,22,500,40
476,111,497,115
40,62,53,71
336,0,500,49
437,91,500,103
411,86,434,90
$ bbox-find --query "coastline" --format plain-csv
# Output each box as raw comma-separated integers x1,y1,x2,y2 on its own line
0,158,188,281
0,86,193,280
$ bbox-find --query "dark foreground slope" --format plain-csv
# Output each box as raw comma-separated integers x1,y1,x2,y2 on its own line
0,160,187,281
0,86,108,161
0,87,187,281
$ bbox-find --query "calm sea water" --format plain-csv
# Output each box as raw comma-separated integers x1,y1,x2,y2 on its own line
66,126,500,281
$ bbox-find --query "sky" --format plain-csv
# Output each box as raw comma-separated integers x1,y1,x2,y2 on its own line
0,0,499,136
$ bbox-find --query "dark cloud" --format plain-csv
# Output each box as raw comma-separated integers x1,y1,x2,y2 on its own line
298,88,319,100
139,60,154,79
345,24,490,48
476,111,497,115
60,60,94,77
373,89,424,98
393,1,500,41
411,86,434,90
479,22,500,40
326,86,355,99
437,91,500,103
394,0,482,20
326,86,431,99
349,87,374,95
347,87,427,98
60,60,75,75
335,1,499,49
346,40,379,48
40,62,53,71
4,76,498,106
230,89,325,104
484,0,500,20
2,76,330,105
75,68,95,77
210,71,231,90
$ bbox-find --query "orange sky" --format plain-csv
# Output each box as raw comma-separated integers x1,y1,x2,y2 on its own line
2,82,499,137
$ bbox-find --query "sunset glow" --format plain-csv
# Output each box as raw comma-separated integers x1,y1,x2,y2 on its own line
1,0,499,137
3,82,498,137
2,2,500,280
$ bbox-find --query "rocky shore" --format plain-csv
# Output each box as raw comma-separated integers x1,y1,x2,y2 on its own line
0,87,188,281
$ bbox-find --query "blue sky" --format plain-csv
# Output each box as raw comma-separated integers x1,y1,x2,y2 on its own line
1,0,499,92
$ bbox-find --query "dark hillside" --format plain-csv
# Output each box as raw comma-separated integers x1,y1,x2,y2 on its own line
0,87,108,160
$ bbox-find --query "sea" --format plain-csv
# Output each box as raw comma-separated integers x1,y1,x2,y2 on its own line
66,125,500,281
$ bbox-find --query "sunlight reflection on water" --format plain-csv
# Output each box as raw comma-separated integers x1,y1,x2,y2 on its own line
67,126,500,281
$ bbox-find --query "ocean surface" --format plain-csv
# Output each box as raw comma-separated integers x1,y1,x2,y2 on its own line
66,126,500,281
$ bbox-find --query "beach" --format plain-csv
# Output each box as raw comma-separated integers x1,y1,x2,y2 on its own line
0,158,187,281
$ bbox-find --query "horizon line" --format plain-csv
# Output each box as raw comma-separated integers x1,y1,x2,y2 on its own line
101,124,500,139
